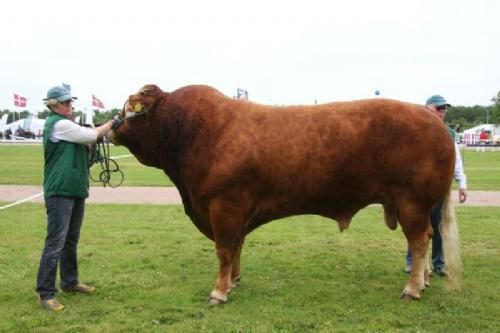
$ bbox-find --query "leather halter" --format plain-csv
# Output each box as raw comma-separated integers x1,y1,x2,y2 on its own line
112,101,146,130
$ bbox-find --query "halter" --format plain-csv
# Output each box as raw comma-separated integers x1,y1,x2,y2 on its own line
111,110,146,130
111,101,146,130
92,100,147,186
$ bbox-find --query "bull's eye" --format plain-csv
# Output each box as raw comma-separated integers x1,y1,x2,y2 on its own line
124,102,133,113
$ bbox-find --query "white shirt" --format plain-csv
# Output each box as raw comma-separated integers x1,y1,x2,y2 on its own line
50,119,98,144
454,142,467,189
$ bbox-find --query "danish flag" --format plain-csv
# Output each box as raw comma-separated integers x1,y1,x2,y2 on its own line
92,94,105,109
14,94,27,107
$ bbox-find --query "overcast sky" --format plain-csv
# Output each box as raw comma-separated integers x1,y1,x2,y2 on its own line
1,0,499,112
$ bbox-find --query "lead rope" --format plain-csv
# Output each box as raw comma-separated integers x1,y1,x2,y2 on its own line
89,139,124,187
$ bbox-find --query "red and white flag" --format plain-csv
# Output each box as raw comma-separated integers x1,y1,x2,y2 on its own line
14,94,27,107
92,94,105,109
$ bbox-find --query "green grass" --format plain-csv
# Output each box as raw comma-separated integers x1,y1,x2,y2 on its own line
1,144,500,189
0,204,499,332
460,148,500,190
0,144,172,186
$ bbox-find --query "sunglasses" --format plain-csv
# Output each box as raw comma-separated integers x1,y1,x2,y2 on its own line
60,100,73,106
436,105,447,111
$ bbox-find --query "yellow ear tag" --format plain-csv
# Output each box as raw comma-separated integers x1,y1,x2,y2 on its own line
134,103,143,113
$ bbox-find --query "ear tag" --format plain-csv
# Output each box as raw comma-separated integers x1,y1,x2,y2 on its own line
134,103,143,113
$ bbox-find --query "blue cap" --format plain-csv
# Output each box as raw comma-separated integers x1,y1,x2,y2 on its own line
44,86,77,102
425,95,450,107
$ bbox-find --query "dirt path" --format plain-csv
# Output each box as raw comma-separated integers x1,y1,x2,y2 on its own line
1,185,499,207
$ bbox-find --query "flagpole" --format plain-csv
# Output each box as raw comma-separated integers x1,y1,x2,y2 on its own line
12,93,16,122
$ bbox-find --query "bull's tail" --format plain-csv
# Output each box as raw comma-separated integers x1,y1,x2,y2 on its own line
440,190,462,289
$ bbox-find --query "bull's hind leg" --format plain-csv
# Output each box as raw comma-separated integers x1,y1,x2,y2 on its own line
206,198,248,305
398,199,432,300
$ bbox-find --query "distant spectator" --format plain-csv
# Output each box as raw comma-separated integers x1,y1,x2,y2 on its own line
478,130,488,152
479,130,487,142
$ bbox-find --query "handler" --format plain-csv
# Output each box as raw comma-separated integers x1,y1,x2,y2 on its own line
36,85,113,311
405,95,467,276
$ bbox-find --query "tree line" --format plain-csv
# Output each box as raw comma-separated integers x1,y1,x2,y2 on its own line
445,91,500,131
2,90,499,132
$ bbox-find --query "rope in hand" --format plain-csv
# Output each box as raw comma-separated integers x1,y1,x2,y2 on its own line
88,138,124,188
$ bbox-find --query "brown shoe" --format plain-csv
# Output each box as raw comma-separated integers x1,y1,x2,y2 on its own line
62,283,96,294
39,297,65,311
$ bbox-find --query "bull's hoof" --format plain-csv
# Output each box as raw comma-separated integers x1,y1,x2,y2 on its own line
400,291,420,301
207,291,227,306
207,296,226,306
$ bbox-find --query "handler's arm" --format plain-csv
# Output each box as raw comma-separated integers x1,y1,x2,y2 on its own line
52,120,113,144
454,142,467,203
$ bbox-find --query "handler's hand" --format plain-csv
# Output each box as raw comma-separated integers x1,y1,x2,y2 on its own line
458,188,467,203
95,120,113,139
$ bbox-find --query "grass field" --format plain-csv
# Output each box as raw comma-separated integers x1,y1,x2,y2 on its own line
459,147,500,190
1,144,500,190
0,204,499,332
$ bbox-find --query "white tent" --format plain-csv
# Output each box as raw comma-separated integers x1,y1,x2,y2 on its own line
462,124,499,145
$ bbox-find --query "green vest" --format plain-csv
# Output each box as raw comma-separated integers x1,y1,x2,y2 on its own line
43,113,89,199
447,126,456,141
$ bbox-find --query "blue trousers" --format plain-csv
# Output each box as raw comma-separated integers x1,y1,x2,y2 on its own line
406,201,445,270
36,196,85,300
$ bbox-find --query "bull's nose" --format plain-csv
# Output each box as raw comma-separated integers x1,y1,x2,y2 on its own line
106,130,118,145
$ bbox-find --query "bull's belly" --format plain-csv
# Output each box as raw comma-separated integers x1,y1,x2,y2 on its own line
244,195,373,233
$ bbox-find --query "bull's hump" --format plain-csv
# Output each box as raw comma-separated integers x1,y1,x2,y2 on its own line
174,85,226,99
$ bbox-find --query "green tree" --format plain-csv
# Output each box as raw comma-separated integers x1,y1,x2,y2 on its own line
491,90,500,124
446,105,495,129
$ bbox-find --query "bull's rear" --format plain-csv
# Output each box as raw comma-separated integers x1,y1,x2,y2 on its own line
108,84,458,304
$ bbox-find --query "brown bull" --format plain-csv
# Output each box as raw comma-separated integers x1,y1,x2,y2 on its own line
108,84,460,304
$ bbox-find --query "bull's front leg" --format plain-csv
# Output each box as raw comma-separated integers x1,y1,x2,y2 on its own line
230,238,245,289
424,253,431,287
206,198,248,305
207,242,240,305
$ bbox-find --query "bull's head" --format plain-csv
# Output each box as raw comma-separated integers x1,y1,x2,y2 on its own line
107,84,165,166
108,84,163,143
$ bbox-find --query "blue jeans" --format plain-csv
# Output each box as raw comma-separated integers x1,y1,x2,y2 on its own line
36,196,85,300
406,201,445,270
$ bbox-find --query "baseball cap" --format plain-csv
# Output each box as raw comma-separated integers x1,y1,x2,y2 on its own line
44,86,77,102
425,95,451,107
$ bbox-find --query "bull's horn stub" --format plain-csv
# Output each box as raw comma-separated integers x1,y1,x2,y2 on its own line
134,103,143,113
